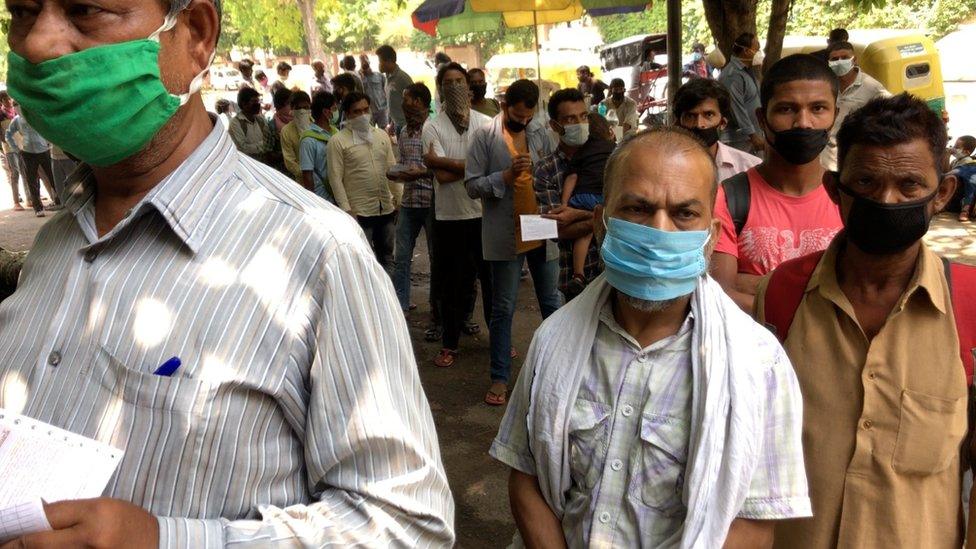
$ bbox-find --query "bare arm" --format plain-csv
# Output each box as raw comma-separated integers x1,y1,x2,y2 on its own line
723,519,775,549
561,173,579,206
712,252,756,312
542,205,593,240
509,469,567,549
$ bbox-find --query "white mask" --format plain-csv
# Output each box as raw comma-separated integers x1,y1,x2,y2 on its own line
561,122,590,147
294,109,312,132
346,114,373,142
828,58,855,77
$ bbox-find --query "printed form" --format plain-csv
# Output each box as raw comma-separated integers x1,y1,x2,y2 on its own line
0,410,123,542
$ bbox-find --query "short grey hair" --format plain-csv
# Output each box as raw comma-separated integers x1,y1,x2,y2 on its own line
603,126,719,210
168,0,222,17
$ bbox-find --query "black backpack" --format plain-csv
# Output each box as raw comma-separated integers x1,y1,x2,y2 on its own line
722,171,751,235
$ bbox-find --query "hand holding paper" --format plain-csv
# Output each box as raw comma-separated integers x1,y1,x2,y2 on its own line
520,215,559,242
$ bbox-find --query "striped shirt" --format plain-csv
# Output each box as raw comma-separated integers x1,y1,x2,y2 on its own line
397,125,433,209
0,122,455,547
493,299,808,546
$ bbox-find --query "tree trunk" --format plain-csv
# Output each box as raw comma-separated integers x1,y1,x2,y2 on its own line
0,249,25,303
296,0,325,61
702,0,758,59
764,0,794,74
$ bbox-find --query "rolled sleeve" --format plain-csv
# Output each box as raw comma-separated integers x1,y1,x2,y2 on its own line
737,346,812,520
490,341,540,476
464,128,508,200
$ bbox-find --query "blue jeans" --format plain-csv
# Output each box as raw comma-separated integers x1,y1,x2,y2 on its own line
489,246,563,384
393,206,433,312
962,174,976,208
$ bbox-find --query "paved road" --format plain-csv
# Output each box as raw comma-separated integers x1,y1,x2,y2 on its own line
2,167,976,547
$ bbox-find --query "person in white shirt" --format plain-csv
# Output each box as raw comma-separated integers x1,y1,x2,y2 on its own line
422,63,494,368
674,78,761,182
491,127,810,548
821,40,890,170
600,78,639,139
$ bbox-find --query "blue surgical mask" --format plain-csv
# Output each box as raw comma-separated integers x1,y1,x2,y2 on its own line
692,52,703,62
601,217,710,301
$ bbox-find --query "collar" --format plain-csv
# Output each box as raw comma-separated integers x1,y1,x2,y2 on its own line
714,141,735,167
309,123,333,134
810,234,947,317
598,293,695,352
64,120,238,255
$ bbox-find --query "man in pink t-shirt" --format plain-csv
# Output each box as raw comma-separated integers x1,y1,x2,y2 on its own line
713,54,844,311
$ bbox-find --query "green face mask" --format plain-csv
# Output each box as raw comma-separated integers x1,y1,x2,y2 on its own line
6,14,211,167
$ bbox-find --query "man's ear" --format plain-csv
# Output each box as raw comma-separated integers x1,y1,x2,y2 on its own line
718,116,728,132
705,217,722,259
933,174,958,214
183,0,221,75
755,107,767,137
823,170,841,205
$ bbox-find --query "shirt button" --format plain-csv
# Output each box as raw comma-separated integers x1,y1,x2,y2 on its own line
47,351,61,367
83,249,98,263
611,459,623,471
622,405,634,417
862,419,874,429
599,512,611,524
637,353,649,363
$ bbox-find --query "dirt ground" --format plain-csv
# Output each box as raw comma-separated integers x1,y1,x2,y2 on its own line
2,177,976,547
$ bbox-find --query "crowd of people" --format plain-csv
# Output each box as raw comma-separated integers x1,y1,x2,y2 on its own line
1,1,975,547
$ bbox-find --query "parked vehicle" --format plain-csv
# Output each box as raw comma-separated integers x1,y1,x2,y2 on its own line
209,67,245,91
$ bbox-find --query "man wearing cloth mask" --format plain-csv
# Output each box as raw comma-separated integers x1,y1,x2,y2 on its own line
228,86,270,161
719,33,764,154
713,54,844,311
299,91,337,202
820,41,890,171
279,90,312,182
674,78,761,182
0,1,453,547
469,68,500,118
758,94,975,549
491,127,810,548
599,78,639,140
466,79,560,406
327,92,400,273
422,64,493,368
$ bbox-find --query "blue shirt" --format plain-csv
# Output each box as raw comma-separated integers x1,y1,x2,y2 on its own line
5,116,50,154
299,123,335,202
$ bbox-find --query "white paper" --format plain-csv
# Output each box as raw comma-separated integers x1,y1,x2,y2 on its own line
0,410,123,542
0,499,51,543
520,215,559,242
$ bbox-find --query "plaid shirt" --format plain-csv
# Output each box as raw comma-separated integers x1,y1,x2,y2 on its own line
397,125,434,209
533,149,603,292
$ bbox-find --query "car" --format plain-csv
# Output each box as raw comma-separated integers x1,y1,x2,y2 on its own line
209,67,245,91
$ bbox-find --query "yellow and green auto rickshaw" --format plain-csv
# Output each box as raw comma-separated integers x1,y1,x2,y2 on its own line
782,29,945,114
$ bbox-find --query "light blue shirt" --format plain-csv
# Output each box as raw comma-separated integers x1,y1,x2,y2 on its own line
299,123,335,202
5,115,50,154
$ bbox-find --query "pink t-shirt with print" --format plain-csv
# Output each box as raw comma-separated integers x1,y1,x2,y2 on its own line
714,168,843,276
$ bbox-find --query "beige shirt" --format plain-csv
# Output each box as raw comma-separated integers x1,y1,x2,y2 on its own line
326,126,399,217
279,121,302,181
756,238,968,549
821,69,890,170
600,96,640,139
715,141,762,182
228,114,269,159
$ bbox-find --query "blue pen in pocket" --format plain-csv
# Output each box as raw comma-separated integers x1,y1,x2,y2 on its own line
153,357,182,377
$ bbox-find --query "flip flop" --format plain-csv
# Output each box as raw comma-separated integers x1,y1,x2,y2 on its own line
485,385,508,406
433,349,459,368
510,347,518,360
424,324,443,342
462,321,481,336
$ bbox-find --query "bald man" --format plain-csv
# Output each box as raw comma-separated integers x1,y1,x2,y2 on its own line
491,128,810,548
0,1,453,547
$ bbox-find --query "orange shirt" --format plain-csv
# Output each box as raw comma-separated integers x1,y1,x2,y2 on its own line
503,128,542,255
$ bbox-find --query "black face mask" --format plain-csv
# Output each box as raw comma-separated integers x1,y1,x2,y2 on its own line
471,84,488,100
767,127,829,164
612,92,625,102
690,126,720,147
505,117,529,134
839,182,937,255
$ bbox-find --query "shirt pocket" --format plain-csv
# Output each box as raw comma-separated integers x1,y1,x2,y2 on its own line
892,388,967,476
630,413,688,516
568,399,611,491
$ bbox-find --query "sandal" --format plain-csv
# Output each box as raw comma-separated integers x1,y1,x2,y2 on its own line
960,212,970,222
12,203,24,212
510,346,518,360
462,320,481,336
484,382,508,406
433,349,459,368
424,324,443,342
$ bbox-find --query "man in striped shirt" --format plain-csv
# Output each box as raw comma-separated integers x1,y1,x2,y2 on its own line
0,1,454,547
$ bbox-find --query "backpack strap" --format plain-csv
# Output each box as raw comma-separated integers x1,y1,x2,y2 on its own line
721,171,752,235
764,251,827,343
944,257,976,386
